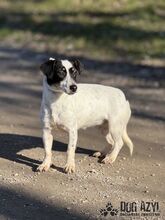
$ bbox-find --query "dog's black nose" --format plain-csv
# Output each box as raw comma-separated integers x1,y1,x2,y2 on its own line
70,85,77,93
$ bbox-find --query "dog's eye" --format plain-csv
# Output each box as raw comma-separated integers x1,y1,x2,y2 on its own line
70,67,74,72
58,68,66,78
62,67,66,72
70,68,77,78
71,71,77,78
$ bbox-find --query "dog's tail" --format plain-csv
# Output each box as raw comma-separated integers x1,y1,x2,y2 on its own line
122,128,134,156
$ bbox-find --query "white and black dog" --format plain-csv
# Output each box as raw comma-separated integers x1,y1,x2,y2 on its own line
38,58,133,173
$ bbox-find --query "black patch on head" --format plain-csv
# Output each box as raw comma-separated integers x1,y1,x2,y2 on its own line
40,59,67,85
70,59,83,75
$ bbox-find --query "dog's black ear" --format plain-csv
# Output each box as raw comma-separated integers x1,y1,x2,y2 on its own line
40,60,55,78
71,59,83,74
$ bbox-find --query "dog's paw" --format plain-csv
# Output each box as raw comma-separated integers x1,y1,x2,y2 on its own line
93,151,102,158
64,162,75,174
37,162,51,172
101,153,117,164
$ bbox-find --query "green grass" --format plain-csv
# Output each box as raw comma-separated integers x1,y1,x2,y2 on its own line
0,0,164,62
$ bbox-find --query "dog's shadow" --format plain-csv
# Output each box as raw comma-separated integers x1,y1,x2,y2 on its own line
0,133,95,173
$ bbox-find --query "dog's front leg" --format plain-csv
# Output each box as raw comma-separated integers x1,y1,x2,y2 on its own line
64,129,77,174
37,128,53,172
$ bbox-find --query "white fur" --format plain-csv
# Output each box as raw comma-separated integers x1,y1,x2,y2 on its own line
60,60,76,94
37,61,133,173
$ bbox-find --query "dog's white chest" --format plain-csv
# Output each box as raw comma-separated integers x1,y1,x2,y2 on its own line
48,96,74,131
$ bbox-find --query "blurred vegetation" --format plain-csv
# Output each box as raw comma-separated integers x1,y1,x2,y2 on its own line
0,0,164,62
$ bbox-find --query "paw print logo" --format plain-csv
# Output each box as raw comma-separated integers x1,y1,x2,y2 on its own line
106,202,113,211
106,202,118,216
99,202,118,218
110,208,118,216
100,208,108,217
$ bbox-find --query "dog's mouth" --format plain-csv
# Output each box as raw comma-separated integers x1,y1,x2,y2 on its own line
68,91,76,95
64,90,77,95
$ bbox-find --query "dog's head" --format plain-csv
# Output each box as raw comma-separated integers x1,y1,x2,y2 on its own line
40,58,83,95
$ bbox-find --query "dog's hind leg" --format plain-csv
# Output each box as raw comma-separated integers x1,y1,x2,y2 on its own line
102,138,123,164
37,128,53,172
93,133,114,158
101,119,124,164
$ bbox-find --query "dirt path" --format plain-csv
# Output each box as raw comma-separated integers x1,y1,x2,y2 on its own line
0,45,164,219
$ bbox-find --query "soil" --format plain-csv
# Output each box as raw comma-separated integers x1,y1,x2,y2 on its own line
0,44,164,220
